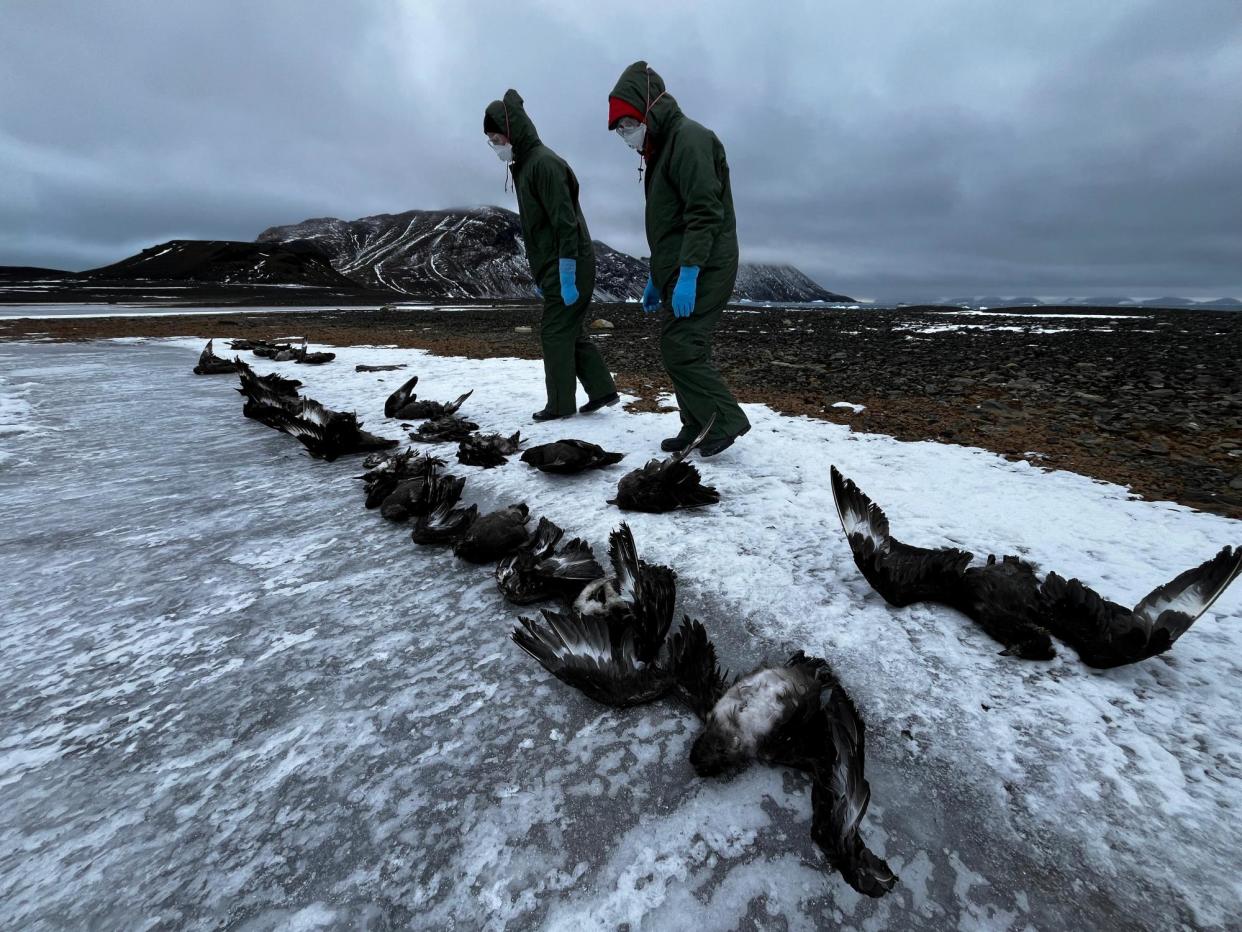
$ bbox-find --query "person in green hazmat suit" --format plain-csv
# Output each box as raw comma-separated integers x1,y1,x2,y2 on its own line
607,61,750,457
484,89,619,422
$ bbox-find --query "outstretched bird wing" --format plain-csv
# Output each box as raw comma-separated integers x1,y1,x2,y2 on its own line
411,473,477,545
830,466,971,606
498,527,596,605
1043,545,1242,667
534,537,605,586
1132,545,1242,639
608,523,677,662
663,616,730,720
525,516,565,560
810,686,899,898
511,610,674,708
384,375,419,417
443,389,474,416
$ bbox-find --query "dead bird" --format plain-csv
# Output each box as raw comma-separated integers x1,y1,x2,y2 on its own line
192,339,237,375
453,503,531,563
356,363,407,373
571,524,676,648
510,524,897,898
830,466,1054,660
382,468,464,523
386,377,472,420
512,523,680,706
497,533,605,605
250,340,294,360
411,472,479,545
457,431,523,468
235,359,302,399
494,517,563,601
280,398,398,462
1041,546,1241,668
610,418,720,513
409,415,480,444
496,519,606,605
521,439,625,474
236,359,303,429
399,390,472,421
294,338,335,365
357,449,445,510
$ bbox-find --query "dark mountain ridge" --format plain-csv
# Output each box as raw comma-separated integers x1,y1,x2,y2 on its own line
84,240,358,288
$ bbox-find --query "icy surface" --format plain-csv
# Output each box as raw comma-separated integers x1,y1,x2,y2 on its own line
1,339,1240,930
0,303,527,320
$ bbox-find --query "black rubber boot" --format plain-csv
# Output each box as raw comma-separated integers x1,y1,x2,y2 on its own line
698,436,735,457
699,425,750,457
579,392,620,413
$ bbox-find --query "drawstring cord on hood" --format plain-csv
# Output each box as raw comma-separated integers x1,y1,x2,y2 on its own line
503,101,514,193
637,68,666,183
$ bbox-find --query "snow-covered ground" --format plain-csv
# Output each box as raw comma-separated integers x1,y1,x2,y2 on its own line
1,338,1239,931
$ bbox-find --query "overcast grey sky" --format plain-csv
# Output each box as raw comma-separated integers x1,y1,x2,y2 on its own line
3,0,1240,299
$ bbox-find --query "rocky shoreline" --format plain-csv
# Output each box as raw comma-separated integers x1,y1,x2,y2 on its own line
3,302,1239,518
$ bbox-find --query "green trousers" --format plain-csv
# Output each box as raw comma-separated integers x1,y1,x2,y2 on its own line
660,301,750,441
539,294,617,416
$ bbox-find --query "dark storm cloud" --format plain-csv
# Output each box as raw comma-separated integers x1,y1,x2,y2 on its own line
3,0,1240,298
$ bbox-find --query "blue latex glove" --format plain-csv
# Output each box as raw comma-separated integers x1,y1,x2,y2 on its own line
559,258,578,306
671,266,699,318
641,276,661,313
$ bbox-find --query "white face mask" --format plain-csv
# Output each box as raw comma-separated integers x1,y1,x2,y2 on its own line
616,122,646,151
488,139,513,163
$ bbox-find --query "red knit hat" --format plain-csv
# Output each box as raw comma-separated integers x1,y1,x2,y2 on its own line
608,96,645,130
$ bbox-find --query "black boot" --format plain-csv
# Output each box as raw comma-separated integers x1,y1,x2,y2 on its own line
579,392,620,414
698,436,736,457
532,409,573,422
699,425,750,457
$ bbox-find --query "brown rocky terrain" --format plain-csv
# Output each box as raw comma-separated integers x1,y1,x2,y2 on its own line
3,302,1239,518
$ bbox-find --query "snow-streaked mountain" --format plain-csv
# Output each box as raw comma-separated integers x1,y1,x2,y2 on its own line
257,207,849,303
82,240,358,287
256,207,542,299
732,263,852,302
257,206,650,300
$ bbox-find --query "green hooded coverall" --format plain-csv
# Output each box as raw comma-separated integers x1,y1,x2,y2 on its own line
609,62,751,444
484,89,616,416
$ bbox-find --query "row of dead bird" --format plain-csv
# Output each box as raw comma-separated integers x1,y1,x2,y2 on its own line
199,341,1241,898
383,371,722,510
351,441,898,897
192,338,336,374
203,345,897,896
200,339,723,509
